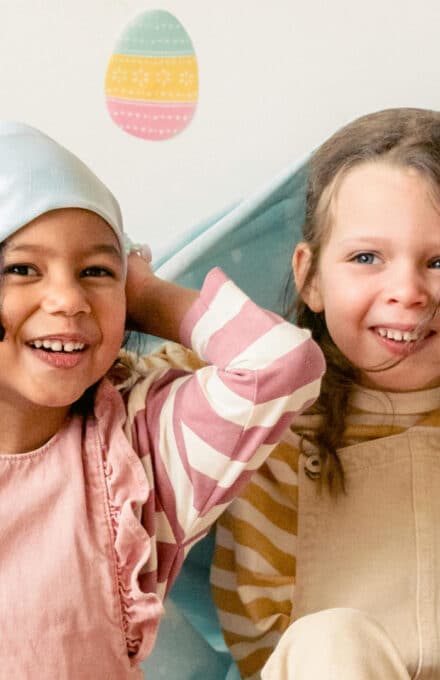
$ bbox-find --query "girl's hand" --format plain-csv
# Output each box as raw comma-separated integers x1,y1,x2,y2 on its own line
125,248,198,342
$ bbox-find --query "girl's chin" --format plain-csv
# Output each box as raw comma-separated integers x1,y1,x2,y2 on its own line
30,387,94,410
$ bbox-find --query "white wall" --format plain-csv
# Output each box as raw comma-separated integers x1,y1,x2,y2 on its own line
1,0,439,259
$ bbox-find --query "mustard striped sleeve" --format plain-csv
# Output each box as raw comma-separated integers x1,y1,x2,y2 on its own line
211,440,300,679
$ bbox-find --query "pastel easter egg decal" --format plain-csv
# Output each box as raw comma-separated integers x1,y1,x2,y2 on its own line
105,10,198,141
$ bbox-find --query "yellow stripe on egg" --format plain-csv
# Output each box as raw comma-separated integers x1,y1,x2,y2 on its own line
105,54,198,103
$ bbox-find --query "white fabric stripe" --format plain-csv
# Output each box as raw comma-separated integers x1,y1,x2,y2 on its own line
244,443,276,472
211,566,293,605
153,509,175,545
237,583,294,606
234,545,280,577
190,279,247,357
157,377,239,537
215,522,236,550
195,370,321,431
230,631,283,662
262,456,299,486
210,565,238,591
217,609,283,637
216,524,279,575
245,377,322,429
128,382,297,546
126,372,216,538
227,497,298,556
156,581,167,600
124,367,168,424
185,500,229,543
229,322,312,371
158,384,232,543
195,368,255,426
139,450,154,480
264,442,298,472
157,376,200,533
182,421,246,480
250,463,298,505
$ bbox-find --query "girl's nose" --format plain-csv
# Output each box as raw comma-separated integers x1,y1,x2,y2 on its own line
40,276,92,316
386,266,430,308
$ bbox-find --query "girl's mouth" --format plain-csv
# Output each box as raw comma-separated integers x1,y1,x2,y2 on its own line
26,337,89,369
372,326,435,358
29,339,86,353
374,327,431,343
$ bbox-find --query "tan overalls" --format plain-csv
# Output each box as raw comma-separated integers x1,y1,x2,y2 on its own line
263,388,440,679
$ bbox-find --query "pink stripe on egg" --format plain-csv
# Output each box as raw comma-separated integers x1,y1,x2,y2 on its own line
106,97,196,140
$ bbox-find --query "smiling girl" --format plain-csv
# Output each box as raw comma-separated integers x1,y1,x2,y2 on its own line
211,108,440,679
0,121,324,678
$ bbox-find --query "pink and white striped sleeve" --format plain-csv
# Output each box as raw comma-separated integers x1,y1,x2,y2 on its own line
127,268,325,591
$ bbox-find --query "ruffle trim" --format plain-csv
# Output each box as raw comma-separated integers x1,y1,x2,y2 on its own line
97,381,164,664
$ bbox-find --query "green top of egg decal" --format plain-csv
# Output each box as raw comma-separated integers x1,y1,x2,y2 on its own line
105,10,198,140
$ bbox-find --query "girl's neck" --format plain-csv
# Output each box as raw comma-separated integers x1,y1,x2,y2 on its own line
0,401,70,454
351,381,440,416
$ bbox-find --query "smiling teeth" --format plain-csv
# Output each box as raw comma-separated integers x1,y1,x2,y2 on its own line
377,328,421,342
31,340,85,352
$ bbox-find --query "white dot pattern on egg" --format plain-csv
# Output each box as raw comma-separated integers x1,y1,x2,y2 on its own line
105,10,198,141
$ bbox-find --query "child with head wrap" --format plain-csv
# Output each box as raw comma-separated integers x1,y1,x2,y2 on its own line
0,121,324,678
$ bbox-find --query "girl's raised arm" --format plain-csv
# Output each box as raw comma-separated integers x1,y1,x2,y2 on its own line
125,250,198,342
118,266,325,599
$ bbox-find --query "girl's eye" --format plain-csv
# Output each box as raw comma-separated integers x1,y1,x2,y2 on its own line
428,258,440,269
80,266,114,278
352,252,378,265
3,264,38,276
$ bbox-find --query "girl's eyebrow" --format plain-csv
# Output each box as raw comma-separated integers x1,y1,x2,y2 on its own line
338,236,390,246
339,236,440,248
5,243,122,260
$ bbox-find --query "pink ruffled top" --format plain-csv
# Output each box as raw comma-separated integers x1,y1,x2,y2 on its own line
0,380,158,679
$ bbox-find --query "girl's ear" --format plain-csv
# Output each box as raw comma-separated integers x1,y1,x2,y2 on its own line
292,243,324,313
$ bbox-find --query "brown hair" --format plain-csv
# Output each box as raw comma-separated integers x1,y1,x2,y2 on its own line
294,107,440,493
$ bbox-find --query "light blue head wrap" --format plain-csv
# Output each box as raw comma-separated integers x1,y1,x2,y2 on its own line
0,121,124,258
